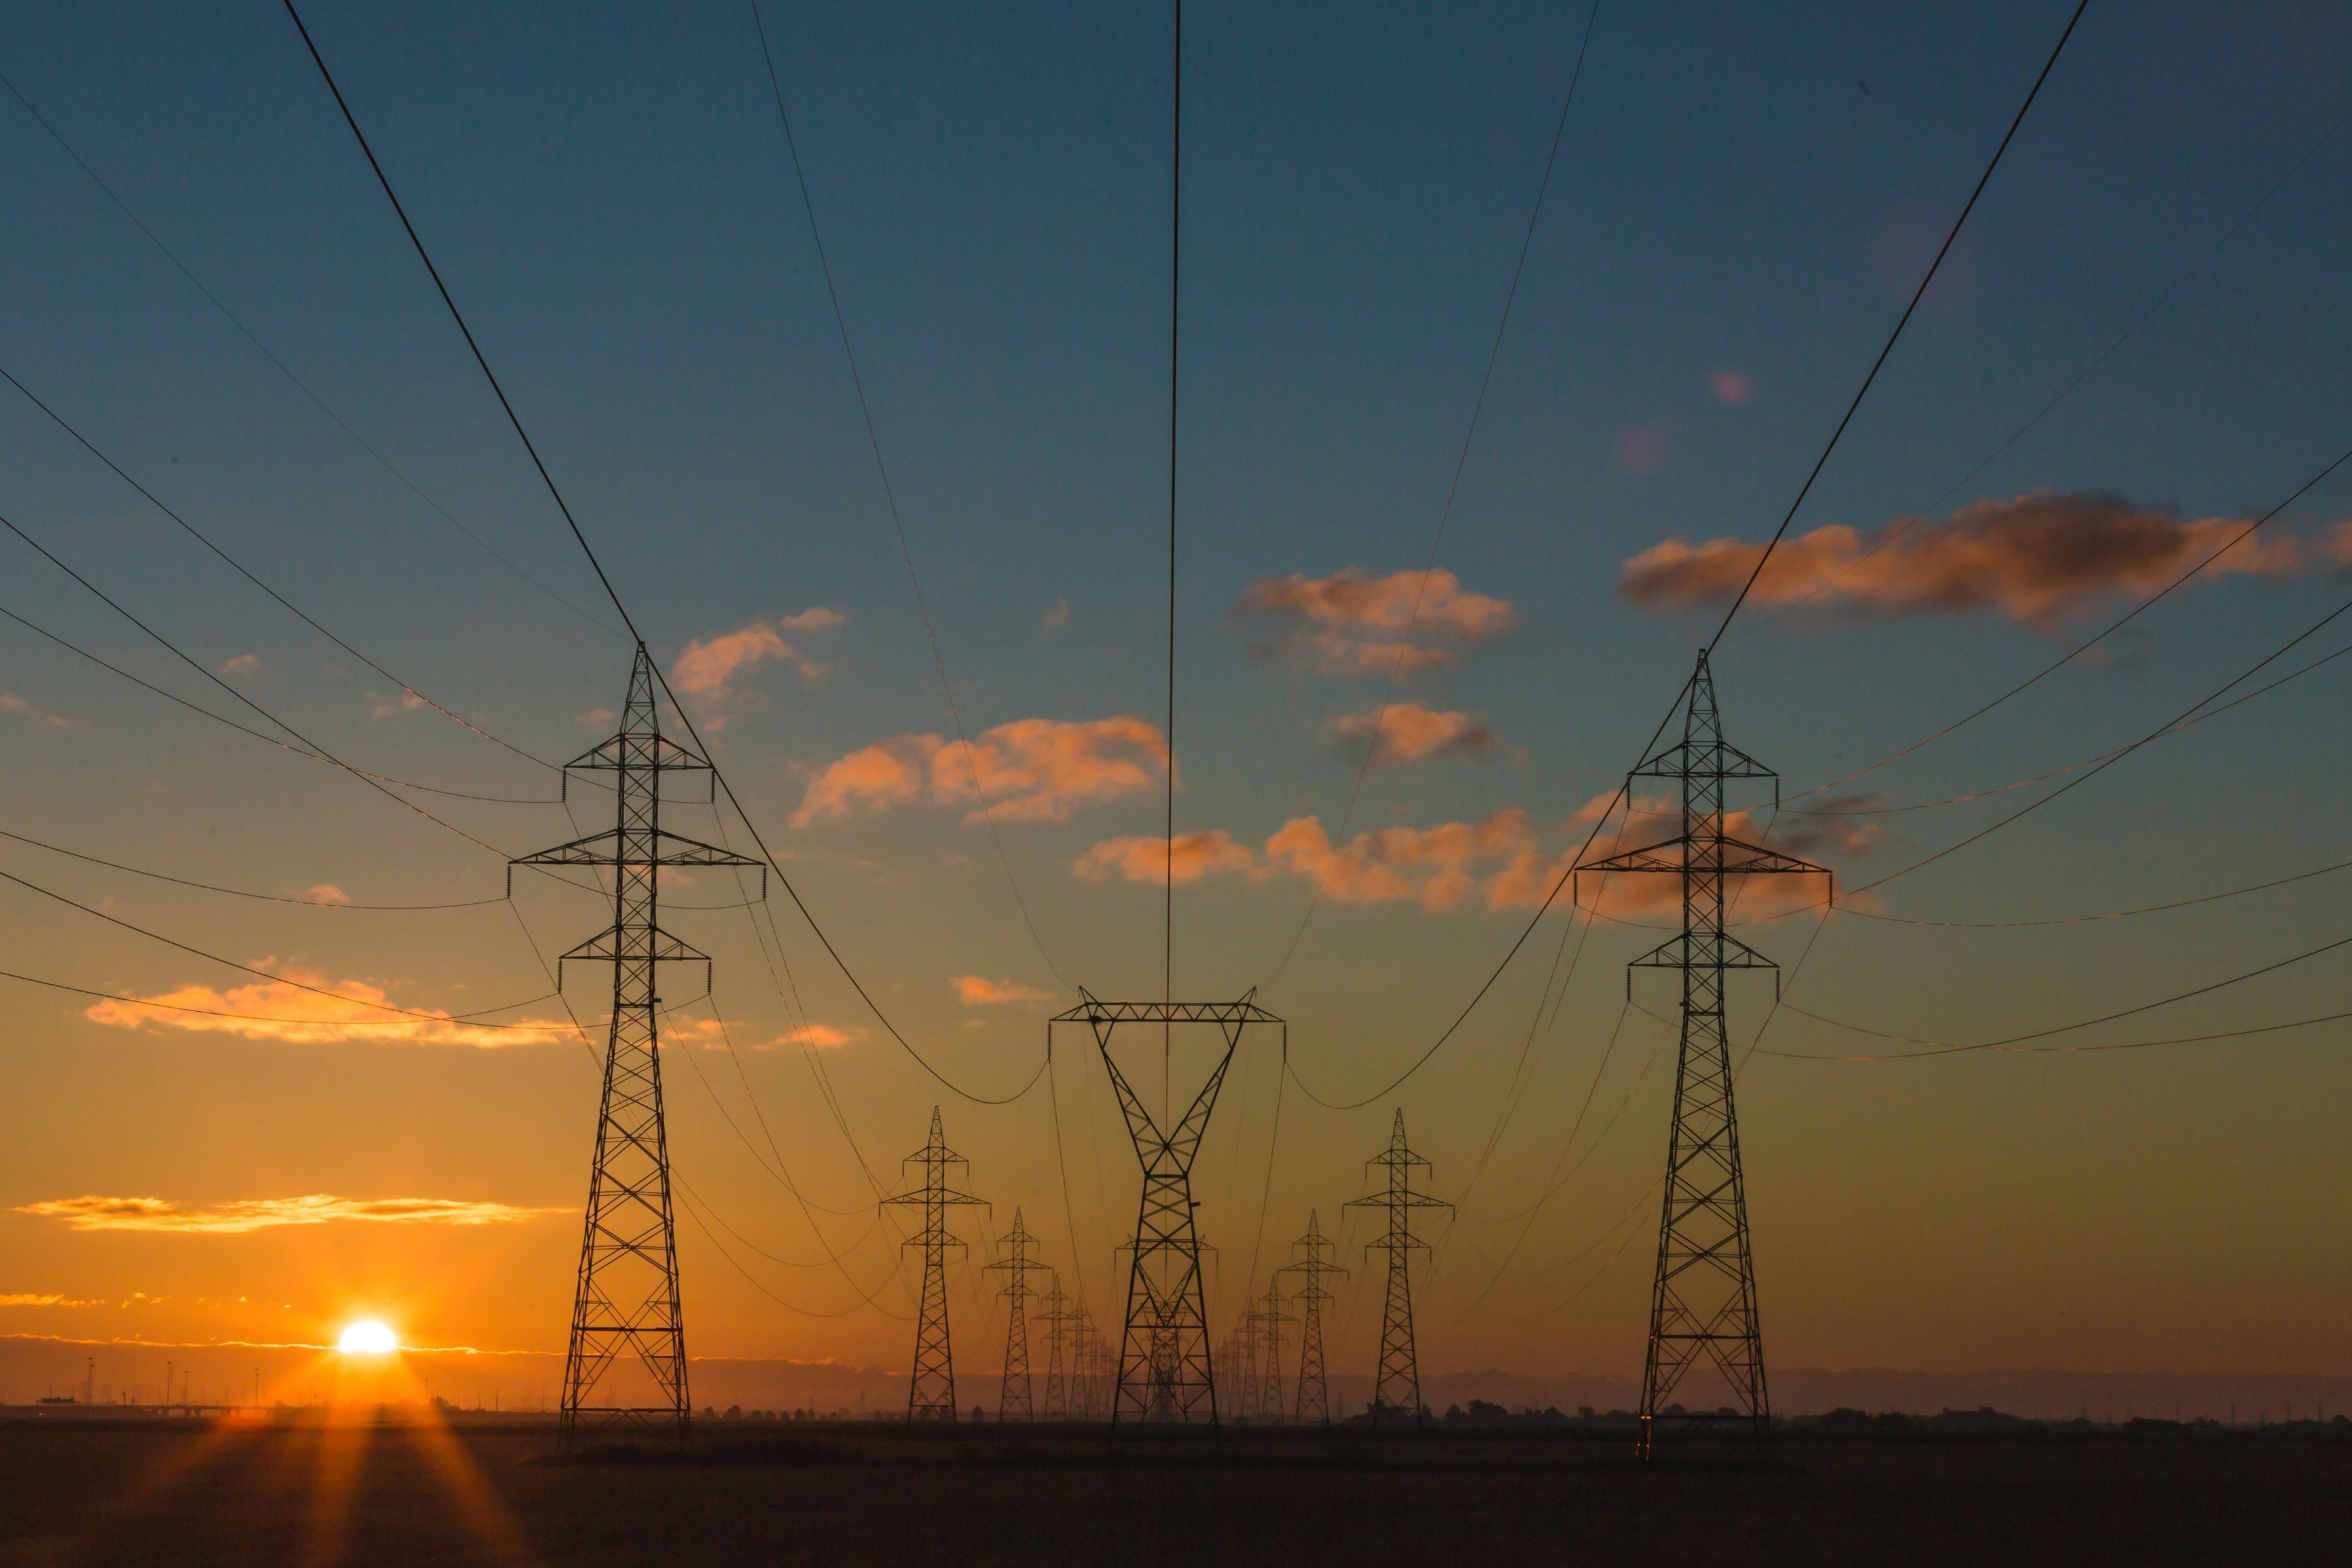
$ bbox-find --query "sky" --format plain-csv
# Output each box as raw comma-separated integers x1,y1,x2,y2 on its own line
4,0,2352,1415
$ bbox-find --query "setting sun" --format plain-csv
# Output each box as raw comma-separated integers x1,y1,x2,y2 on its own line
336,1320,397,1355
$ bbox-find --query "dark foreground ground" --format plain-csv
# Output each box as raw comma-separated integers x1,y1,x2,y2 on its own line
3,1418,2348,1567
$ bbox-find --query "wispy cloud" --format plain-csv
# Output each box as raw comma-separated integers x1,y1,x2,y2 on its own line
662,1017,859,1051
1,691,75,729
14,1194,564,1235
1323,701,1496,764
366,690,426,720
0,1292,101,1307
950,976,1055,1007
297,884,350,906
674,610,846,722
1621,491,2321,628
82,965,576,1049
795,716,1169,827
1235,568,1515,676
216,653,263,680
1072,831,1255,886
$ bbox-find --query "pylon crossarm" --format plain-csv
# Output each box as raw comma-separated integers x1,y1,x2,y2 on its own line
1093,1046,1168,1158
1580,833,1824,881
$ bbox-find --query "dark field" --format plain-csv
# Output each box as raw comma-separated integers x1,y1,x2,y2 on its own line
3,1418,2349,1567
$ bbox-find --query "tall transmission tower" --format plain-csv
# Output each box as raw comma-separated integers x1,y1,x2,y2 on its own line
1575,649,1828,1456
1036,1279,1078,1421
1230,1298,1263,1421
1282,1211,1344,1425
880,1107,989,1422
1343,1111,1452,1425
1255,1281,1293,1424
1049,989,1283,1427
512,644,765,1446
986,1209,1045,1422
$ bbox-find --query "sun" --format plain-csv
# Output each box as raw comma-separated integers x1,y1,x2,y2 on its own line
337,1319,398,1355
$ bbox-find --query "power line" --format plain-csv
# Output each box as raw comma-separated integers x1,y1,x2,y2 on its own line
0,509,505,856
0,864,553,1026
0,825,503,910
1764,1002,2352,1063
0,357,554,771
741,0,1066,989
1703,0,2089,649
1168,0,1182,1042
1731,93,2352,644
0,964,551,1030
0,65,625,643
283,0,1044,1108
1265,0,1602,989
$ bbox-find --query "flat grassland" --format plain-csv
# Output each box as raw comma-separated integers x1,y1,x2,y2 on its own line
2,1419,2347,1567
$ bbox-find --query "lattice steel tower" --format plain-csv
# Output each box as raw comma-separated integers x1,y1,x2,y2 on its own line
881,1108,988,1422
513,644,764,1446
1344,1111,1451,1425
1254,1281,1293,1424
1050,989,1283,1426
1036,1279,1077,1421
1576,649,1828,1455
986,1209,1045,1421
1282,1211,1344,1424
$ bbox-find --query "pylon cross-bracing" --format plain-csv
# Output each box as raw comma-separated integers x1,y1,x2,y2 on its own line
1343,1110,1452,1425
1049,988,1283,1427
881,1107,989,1421
986,1208,1045,1421
1575,649,1830,1456
1280,1211,1345,1425
512,644,766,1446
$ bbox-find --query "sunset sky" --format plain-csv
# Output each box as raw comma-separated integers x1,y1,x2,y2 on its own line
4,0,2352,1412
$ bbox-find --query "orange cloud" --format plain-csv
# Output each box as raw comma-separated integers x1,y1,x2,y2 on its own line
82,968,575,1049
0,1292,101,1307
366,690,427,719
14,1194,562,1234
1324,701,1496,763
216,653,264,680
1,691,74,729
299,884,351,906
951,976,1055,1006
674,609,846,716
1262,811,1538,912
1236,568,1515,676
795,716,1169,827
662,1017,858,1051
1621,491,2309,627
1073,831,1255,886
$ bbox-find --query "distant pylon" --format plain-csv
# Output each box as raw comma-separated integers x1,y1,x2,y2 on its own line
1575,649,1829,1457
513,644,765,1446
1231,1297,1262,1421
1255,1282,1293,1424
1051,989,1284,1426
1037,1279,1078,1421
1280,1211,1345,1424
1343,1111,1453,1425
880,1107,989,1422
986,1209,1045,1421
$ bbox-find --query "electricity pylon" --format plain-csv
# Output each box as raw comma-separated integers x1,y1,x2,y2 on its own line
1231,1298,1262,1420
881,1108,988,1422
1281,1211,1345,1424
512,644,765,1446
1037,1280,1078,1420
986,1209,1045,1421
1575,648,1829,1457
1255,1282,1293,1423
1050,989,1283,1427
1344,1112,1452,1424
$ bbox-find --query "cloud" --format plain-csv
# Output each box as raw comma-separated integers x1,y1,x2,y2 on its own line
0,1292,101,1307
1235,568,1515,676
795,716,1168,827
1263,811,1538,912
1709,370,1755,405
14,1194,563,1235
1323,702,1496,764
1074,831,1255,886
298,884,350,906
1620,491,2309,628
951,976,1055,1007
0,691,73,729
654,1017,859,1052
366,690,426,720
1539,791,1863,922
674,610,846,715
82,966,577,1049
216,653,263,680
1614,424,1669,474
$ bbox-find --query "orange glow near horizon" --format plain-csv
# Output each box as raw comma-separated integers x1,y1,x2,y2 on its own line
336,1321,398,1355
